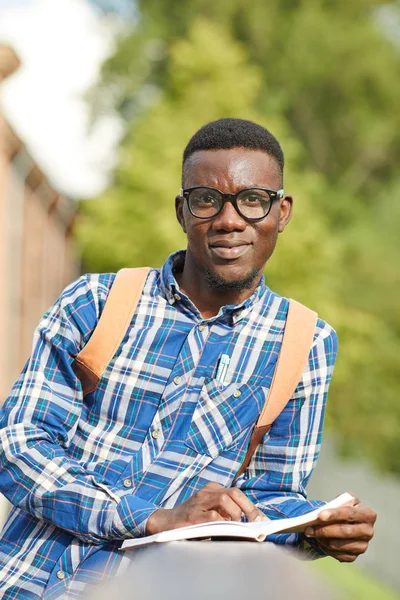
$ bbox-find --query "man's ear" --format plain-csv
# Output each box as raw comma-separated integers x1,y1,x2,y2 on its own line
175,195,187,233
278,195,293,233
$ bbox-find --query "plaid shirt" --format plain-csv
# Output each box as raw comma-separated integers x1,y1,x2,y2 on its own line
0,251,337,599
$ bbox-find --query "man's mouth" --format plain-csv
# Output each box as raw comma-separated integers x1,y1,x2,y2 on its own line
209,241,251,260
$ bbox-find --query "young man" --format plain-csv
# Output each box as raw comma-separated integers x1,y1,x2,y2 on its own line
0,119,376,598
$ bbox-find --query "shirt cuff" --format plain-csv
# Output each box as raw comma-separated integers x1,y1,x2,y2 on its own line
112,493,159,539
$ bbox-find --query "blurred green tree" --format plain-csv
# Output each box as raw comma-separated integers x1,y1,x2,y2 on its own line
78,1,400,475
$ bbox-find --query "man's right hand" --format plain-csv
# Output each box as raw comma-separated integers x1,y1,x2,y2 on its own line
146,482,267,535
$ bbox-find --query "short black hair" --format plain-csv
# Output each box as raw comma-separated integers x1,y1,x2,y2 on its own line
182,118,284,183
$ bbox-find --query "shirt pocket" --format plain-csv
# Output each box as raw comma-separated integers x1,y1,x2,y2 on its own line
184,378,272,459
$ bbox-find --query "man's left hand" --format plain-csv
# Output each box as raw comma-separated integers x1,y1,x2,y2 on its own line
304,497,377,562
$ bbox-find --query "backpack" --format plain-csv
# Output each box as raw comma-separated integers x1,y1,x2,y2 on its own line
72,268,317,481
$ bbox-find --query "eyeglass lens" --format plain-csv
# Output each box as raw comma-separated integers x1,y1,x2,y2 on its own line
188,188,273,220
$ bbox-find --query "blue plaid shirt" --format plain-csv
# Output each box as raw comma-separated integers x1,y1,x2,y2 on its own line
0,251,337,599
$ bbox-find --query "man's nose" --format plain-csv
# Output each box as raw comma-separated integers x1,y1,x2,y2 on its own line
211,200,247,231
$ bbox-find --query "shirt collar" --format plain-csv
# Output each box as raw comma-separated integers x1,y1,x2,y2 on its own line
159,250,270,323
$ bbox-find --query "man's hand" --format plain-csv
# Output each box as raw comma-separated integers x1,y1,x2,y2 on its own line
146,482,266,535
304,496,377,562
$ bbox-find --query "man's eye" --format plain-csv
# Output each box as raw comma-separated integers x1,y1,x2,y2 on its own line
242,195,263,205
198,195,216,205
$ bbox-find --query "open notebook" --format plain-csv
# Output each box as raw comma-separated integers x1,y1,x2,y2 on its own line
121,492,354,550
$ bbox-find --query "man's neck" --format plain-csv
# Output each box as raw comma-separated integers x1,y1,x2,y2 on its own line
175,257,262,320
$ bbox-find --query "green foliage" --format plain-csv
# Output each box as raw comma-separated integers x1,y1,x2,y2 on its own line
311,558,400,600
77,1,400,476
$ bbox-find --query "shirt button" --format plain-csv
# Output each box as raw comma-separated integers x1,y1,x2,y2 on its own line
198,324,206,332
173,376,181,385
152,429,160,439
233,389,241,398
56,570,65,580
174,293,181,301
123,479,132,488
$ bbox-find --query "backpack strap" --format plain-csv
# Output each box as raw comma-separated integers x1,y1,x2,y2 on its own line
72,267,150,395
233,299,318,482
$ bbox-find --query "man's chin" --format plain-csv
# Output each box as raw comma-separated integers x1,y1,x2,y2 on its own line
202,266,260,293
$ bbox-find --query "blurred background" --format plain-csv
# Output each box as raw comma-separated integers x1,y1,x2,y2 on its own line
0,0,399,597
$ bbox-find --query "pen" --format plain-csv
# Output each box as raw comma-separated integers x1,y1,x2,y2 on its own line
216,354,230,384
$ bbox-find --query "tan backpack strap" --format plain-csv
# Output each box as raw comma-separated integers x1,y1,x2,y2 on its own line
233,299,318,482
256,299,318,428
72,267,150,395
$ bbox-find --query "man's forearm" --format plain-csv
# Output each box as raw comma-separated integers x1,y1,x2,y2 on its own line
0,422,157,543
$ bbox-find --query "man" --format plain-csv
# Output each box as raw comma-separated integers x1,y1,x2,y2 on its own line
0,119,376,598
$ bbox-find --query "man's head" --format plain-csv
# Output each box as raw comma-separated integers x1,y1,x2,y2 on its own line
176,118,292,296
182,118,284,187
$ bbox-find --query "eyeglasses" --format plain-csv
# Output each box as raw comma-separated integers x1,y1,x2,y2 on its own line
180,186,284,221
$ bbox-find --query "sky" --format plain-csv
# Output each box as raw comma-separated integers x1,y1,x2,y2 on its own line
0,0,126,198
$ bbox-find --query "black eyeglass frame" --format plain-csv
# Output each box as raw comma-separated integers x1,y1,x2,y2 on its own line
180,186,285,222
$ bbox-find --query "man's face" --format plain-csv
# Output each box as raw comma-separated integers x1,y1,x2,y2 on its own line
175,148,292,291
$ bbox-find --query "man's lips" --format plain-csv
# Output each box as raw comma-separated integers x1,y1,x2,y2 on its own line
209,241,251,260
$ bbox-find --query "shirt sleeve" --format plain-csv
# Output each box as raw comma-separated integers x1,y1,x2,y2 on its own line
0,274,158,544
234,320,338,558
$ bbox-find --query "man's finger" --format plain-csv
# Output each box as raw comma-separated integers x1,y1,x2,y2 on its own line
317,538,369,555
318,503,376,525
188,509,228,525
202,482,223,491
305,522,374,541
227,488,266,522
213,493,243,521
326,551,358,563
